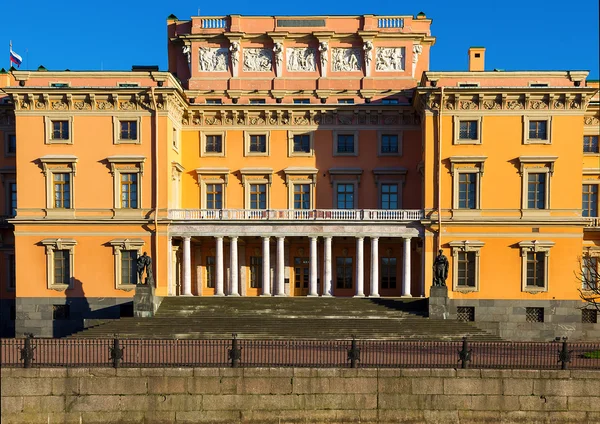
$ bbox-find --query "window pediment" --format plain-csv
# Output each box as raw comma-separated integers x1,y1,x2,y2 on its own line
448,156,487,176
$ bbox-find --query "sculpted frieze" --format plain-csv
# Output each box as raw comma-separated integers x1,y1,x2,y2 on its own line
287,48,316,72
243,48,273,72
331,48,361,72
376,47,405,71
198,47,229,72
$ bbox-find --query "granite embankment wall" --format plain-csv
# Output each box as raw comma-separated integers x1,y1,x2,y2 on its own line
1,367,599,423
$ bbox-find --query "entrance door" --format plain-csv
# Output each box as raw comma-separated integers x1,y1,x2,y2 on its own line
293,257,309,296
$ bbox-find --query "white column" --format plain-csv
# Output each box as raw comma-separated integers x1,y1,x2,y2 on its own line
276,236,285,296
402,237,412,297
370,237,380,297
182,236,192,296
215,236,225,296
355,236,365,297
323,236,333,297
229,236,239,296
167,236,173,296
262,236,271,296
308,236,318,296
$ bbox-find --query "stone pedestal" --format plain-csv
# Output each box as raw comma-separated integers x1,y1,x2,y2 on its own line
134,284,156,318
429,286,449,320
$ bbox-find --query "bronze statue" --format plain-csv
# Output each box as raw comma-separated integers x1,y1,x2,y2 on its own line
432,249,449,287
137,252,154,285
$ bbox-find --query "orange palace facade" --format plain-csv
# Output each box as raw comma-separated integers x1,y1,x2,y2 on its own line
0,14,599,338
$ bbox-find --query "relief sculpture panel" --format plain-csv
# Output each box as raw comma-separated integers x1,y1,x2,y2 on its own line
331,48,362,72
287,48,317,72
243,48,273,72
376,47,405,71
198,47,229,72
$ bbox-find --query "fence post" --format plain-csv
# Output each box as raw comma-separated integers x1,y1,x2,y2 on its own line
109,335,123,368
347,336,360,368
558,338,571,370
20,333,35,368
458,337,471,369
228,333,241,368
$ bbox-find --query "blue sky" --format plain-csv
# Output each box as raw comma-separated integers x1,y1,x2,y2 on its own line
1,0,598,79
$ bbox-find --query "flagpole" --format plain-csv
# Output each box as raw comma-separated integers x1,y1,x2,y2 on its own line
9,40,11,69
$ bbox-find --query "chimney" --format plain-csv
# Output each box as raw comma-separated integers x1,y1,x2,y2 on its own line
468,47,485,72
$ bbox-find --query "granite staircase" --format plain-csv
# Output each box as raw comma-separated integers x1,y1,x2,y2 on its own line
72,297,501,341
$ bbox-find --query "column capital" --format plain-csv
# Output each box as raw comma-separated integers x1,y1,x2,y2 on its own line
402,235,413,240
370,236,379,241
215,235,224,240
230,236,239,241
277,235,285,240
262,236,271,240
323,235,333,240
356,236,365,241
309,236,318,241
183,236,191,241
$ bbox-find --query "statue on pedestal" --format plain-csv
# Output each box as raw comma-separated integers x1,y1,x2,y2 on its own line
432,249,448,287
137,252,154,285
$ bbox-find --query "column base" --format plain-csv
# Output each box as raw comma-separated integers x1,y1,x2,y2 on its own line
228,293,240,297
214,293,225,297
353,294,366,298
307,294,319,297
275,294,287,297
181,293,194,296
368,294,380,298
401,294,413,298
260,293,272,297
322,293,333,297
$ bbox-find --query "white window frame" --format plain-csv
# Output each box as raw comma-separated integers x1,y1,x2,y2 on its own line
582,179,599,218
106,156,145,215
582,249,600,292
449,240,484,293
44,116,74,145
523,115,553,145
519,240,554,293
287,131,314,157
241,168,273,210
109,238,145,290
4,132,16,157
112,116,142,145
518,156,557,215
449,156,486,214
196,168,229,210
333,130,359,157
583,129,599,156
41,238,77,291
201,131,226,157
453,116,482,145
283,167,318,210
244,131,270,157
39,155,78,218
377,131,403,156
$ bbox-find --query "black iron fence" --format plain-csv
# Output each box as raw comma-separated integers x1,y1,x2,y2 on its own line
1,335,599,370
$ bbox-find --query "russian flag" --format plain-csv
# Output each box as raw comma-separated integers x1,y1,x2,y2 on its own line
10,48,22,67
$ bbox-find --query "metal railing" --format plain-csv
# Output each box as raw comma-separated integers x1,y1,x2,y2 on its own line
2,336,599,370
167,209,424,222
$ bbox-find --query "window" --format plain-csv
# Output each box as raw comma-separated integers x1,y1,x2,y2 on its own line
338,99,354,104
294,99,310,104
200,132,225,157
336,257,353,289
458,173,477,209
45,116,74,144
9,182,16,217
583,184,599,217
250,257,263,288
458,83,479,88
380,134,399,154
457,307,475,322
121,173,138,209
529,83,549,87
53,173,71,209
249,99,266,104
118,83,139,88
337,135,355,154
50,83,69,88
582,309,598,324
250,184,267,209
206,184,223,210
523,117,552,144
336,184,355,209
519,240,553,292
584,136,599,154
381,99,399,105
206,135,223,153
109,239,144,290
172,127,180,151
244,132,270,156
120,121,137,140
294,184,311,210
206,99,222,105
381,257,397,289
5,133,16,156
526,307,544,323
293,135,311,153
381,184,398,209
113,117,141,144
42,238,76,290
450,240,484,291
582,256,598,291
527,173,546,209
206,256,216,288
7,253,15,290
453,117,482,144
459,121,478,140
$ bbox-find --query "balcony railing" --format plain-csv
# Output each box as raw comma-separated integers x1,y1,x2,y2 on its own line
168,209,423,222
377,17,404,28
200,17,228,29
586,217,600,228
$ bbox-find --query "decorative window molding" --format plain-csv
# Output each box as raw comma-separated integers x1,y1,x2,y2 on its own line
449,240,484,293
112,116,142,145
523,115,553,145
373,167,407,209
44,116,74,145
196,168,229,209
328,168,363,186
453,116,482,145
39,155,77,218
287,131,314,157
519,240,554,293
377,131,403,156
109,238,145,290
4,132,16,157
106,156,145,214
283,167,318,209
333,130,359,157
243,131,270,157
41,238,77,291
518,156,557,214
449,156,486,213
200,131,226,157
241,168,273,210
171,162,184,209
